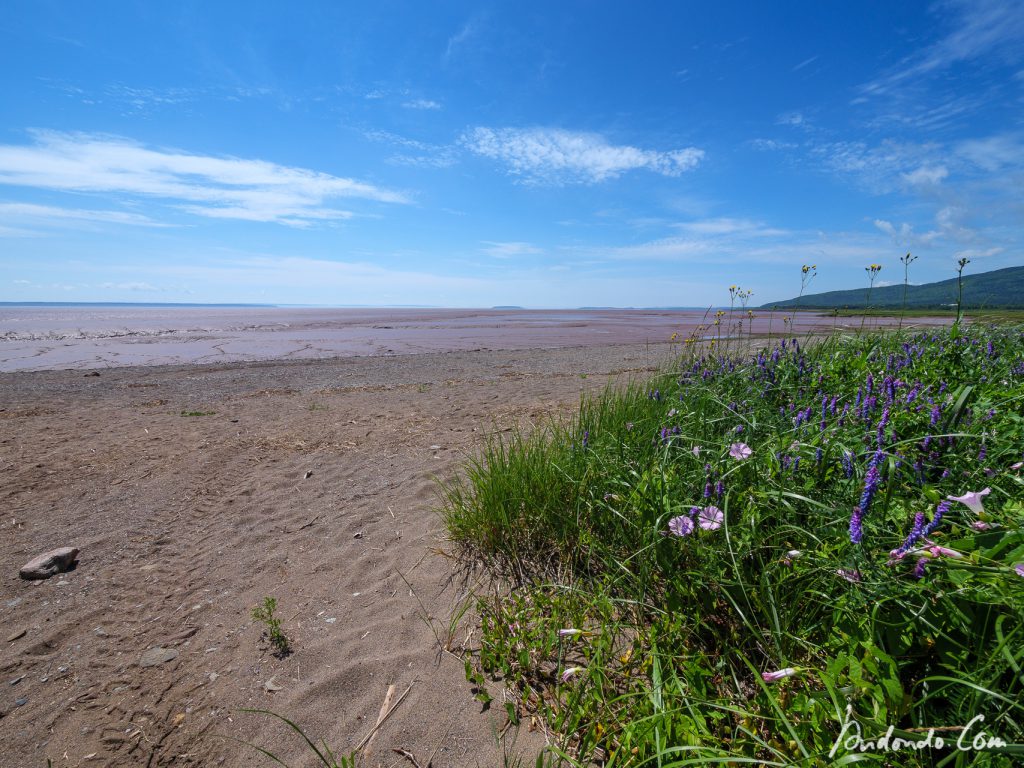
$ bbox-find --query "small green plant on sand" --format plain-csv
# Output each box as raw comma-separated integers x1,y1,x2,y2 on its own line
229,709,357,767
252,597,291,658
181,409,215,417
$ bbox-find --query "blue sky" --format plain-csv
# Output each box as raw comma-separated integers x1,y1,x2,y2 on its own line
1,1,1022,307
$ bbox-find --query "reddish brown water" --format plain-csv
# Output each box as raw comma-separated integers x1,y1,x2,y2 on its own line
0,306,949,372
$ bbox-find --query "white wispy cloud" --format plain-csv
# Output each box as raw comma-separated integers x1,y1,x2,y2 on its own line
792,56,819,72
402,98,442,110
859,0,1024,98
461,127,703,184
0,202,167,227
0,131,408,227
480,241,543,258
956,134,1024,171
364,130,458,169
901,164,948,187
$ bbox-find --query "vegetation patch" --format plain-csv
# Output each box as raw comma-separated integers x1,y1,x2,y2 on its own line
442,323,1024,765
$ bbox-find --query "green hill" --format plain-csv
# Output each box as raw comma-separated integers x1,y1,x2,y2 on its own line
764,264,1024,310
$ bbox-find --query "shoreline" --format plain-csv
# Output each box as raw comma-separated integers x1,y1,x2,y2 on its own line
0,306,952,373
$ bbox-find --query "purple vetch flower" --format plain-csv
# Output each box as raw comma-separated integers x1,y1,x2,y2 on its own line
948,488,991,515
668,515,695,537
921,501,951,537
849,506,864,544
977,444,987,462
914,558,928,579
841,450,854,478
561,666,584,683
734,424,744,434
890,511,927,560
703,482,713,499
761,667,797,683
729,442,752,460
714,479,725,497
582,430,589,449
698,505,724,530
1013,563,1024,578
930,405,942,426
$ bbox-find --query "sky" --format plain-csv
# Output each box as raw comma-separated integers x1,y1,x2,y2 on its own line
1,1,1023,307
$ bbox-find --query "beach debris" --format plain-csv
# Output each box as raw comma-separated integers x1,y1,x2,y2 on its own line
357,681,415,754
139,647,179,668
263,676,283,693
9,675,24,686
6,629,26,642
303,470,313,479
353,531,364,539
19,547,79,580
83,371,100,377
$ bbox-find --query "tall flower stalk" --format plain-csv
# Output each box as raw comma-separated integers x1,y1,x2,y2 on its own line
898,252,917,330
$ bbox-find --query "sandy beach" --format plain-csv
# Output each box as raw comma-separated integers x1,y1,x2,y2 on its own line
0,340,673,767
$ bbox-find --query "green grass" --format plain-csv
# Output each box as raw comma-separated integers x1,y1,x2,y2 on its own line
442,324,1024,766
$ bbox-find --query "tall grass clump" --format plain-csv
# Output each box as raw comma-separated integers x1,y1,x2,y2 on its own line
442,323,1024,766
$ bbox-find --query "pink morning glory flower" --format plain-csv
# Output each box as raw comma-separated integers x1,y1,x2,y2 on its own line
762,667,797,683
561,666,584,683
1014,564,1024,578
698,505,724,530
692,445,702,457
558,628,582,638
729,442,752,460
1011,462,1023,471
668,515,695,537
947,488,991,515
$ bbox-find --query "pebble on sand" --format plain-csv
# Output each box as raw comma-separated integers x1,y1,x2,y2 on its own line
19,547,79,580
139,647,179,668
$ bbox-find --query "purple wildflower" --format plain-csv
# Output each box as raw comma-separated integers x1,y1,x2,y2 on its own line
729,442,752,460
698,505,724,530
947,488,991,515
921,500,951,537
668,515,695,537
849,506,864,544
762,667,797,683
914,558,927,579
890,512,927,560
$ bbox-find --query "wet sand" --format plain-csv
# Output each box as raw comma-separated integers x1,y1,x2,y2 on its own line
0,306,932,372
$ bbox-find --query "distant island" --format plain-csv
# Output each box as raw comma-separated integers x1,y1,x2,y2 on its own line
764,264,1024,310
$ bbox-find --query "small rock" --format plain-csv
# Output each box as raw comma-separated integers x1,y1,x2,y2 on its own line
303,470,313,479
139,647,178,668
84,371,101,377
93,627,108,638
352,532,363,539
9,676,24,686
6,629,26,642
263,676,283,692
19,547,79,580
429,444,441,450
14,697,27,707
